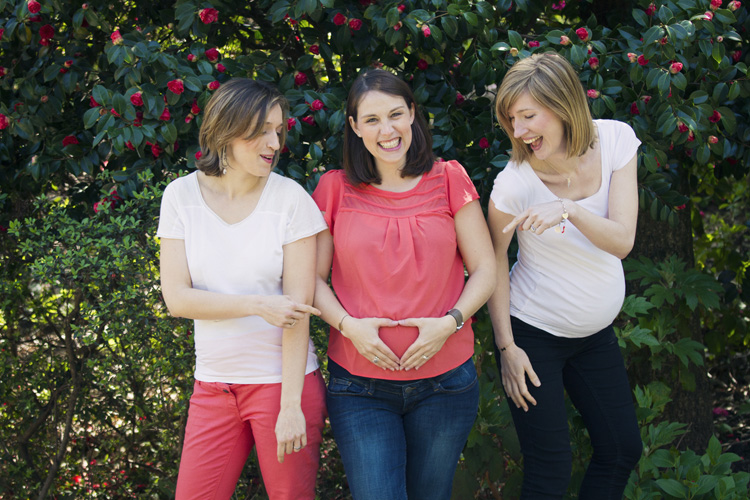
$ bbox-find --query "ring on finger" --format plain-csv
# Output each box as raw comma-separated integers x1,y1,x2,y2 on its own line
372,355,380,364
422,354,429,360
530,225,537,232
293,445,302,451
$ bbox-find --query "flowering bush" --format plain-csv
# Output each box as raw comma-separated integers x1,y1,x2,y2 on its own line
0,0,748,498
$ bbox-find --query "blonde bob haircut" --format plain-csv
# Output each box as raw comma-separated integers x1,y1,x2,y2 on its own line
196,78,289,176
494,52,596,164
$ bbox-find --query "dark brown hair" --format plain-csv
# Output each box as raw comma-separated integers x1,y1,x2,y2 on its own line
196,78,289,176
343,69,434,185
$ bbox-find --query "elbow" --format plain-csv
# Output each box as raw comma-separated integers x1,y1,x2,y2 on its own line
613,239,635,260
161,293,187,318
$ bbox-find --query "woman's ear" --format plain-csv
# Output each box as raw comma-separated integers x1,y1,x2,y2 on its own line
348,115,361,137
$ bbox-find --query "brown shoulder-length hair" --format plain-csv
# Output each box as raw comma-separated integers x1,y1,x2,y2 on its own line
494,53,596,164
196,78,289,176
343,69,434,185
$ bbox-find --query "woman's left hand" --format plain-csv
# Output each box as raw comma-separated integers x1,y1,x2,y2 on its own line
397,316,456,371
275,405,307,463
503,199,568,236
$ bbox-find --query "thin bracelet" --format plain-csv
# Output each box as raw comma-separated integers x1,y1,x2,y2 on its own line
337,313,350,332
499,340,515,352
556,198,569,234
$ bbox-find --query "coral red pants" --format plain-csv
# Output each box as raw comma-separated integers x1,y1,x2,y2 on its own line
175,370,326,500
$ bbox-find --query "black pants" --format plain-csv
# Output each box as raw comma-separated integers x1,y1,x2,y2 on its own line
495,317,642,500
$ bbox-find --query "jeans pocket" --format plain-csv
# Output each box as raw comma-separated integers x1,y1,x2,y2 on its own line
435,361,478,394
327,376,369,396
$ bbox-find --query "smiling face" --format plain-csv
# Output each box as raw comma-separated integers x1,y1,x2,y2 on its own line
225,104,283,178
507,92,568,162
349,90,415,173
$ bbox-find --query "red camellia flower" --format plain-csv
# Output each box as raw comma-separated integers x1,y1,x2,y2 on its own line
687,131,695,142
417,59,428,70
575,28,589,41
294,72,308,86
588,57,599,70
185,114,194,123
40,24,55,39
560,35,570,45
134,111,143,126
167,79,184,94
709,110,721,123
397,4,406,12
0,28,4,41
528,40,540,48
678,122,688,133
130,92,143,106
195,151,203,160
0,67,6,77
393,21,402,31
111,30,123,45
159,107,171,121
421,25,431,37
301,115,315,126
191,101,201,114
151,142,163,158
349,18,363,31
670,62,683,74
199,8,219,24
90,96,100,107
708,135,719,144
62,135,78,147
710,0,722,10
732,50,742,63
333,13,347,25
704,11,714,20
310,45,320,55
587,89,600,98
216,63,226,73
0,114,10,130
642,95,652,104
287,117,297,130
455,92,465,105
310,99,324,111
630,102,640,115
126,141,135,150
478,137,490,149
110,108,121,118
637,55,649,66
187,54,196,62
645,3,656,15
552,1,565,10
64,59,74,68
208,81,220,90
27,0,41,14
205,48,220,62
728,0,741,10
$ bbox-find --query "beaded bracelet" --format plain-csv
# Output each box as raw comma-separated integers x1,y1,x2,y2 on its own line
555,198,569,233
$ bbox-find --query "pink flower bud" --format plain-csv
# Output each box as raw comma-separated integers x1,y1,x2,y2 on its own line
208,81,220,90
393,21,402,31
349,18,363,31
167,79,184,94
728,0,741,10
678,122,688,133
560,35,570,45
205,48,220,62
455,93,465,105
195,151,203,160
310,99,324,111
630,102,640,115
397,4,406,12
704,11,714,20
287,117,297,130
587,89,600,98
41,94,49,101
627,52,637,63
0,67,6,77
185,114,194,123
576,27,589,41
187,54,196,62
216,63,226,73
27,0,41,14
199,8,219,24
62,135,79,146
638,55,649,66
130,92,143,106
111,30,123,45
710,0,722,10
588,56,599,70
645,3,656,15
421,25,431,37
528,40,540,48
333,13,347,25
0,113,8,130
301,115,315,126
708,135,719,144
417,59,428,70
670,62,683,74
159,107,170,121
552,1,566,10
294,72,308,86
709,110,721,123
310,45,319,55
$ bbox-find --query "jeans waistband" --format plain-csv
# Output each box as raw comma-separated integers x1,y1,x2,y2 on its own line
327,357,473,387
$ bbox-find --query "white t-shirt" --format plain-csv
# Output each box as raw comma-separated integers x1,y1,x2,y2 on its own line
156,171,327,383
490,119,640,338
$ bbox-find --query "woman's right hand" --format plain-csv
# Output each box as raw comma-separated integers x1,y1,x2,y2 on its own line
341,316,400,371
499,343,541,412
256,295,321,328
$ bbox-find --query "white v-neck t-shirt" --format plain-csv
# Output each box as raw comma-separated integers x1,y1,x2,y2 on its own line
490,119,640,338
157,171,327,383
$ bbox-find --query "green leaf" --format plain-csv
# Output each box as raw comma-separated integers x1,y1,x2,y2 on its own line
441,16,458,39
83,107,101,129
656,478,688,498
508,30,523,50
463,12,478,26
161,123,177,144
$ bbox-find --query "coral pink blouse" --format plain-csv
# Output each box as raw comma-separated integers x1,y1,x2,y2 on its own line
312,161,478,380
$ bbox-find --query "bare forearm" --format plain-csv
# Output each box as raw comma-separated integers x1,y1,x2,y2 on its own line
163,287,259,320
487,253,514,349
314,276,349,331
564,199,635,259
279,323,310,407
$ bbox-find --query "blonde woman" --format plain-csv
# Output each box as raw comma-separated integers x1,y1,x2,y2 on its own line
488,53,642,499
157,78,327,499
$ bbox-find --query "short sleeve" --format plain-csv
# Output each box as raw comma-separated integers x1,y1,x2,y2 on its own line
283,181,328,245
312,170,346,233
490,164,528,216
443,160,479,215
156,181,185,239
608,120,641,172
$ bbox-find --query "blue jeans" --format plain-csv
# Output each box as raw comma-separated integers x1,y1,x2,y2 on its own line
496,317,642,500
326,357,479,500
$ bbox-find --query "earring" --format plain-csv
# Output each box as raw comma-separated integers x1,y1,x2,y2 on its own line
221,149,228,175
